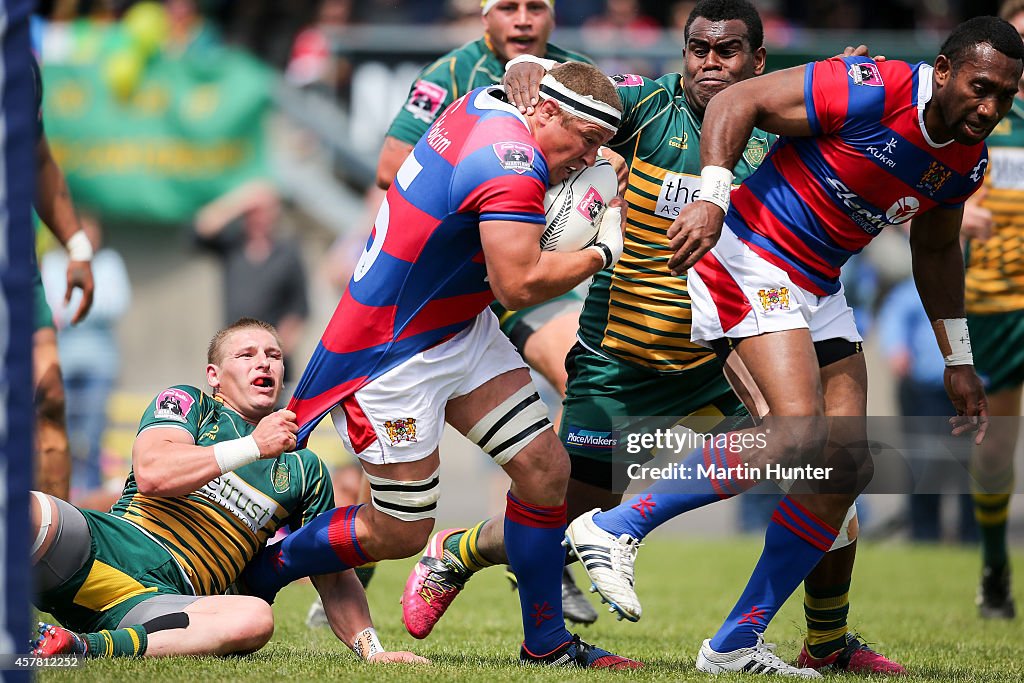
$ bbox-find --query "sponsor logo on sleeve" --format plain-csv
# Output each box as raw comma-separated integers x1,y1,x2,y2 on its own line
848,62,884,87
493,141,535,174
384,418,418,445
154,388,194,422
611,73,644,87
565,425,619,450
575,186,606,225
405,80,448,123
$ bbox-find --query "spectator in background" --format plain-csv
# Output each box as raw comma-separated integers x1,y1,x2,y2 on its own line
878,274,977,544
286,0,354,103
41,215,131,496
583,0,661,76
193,179,309,389
165,0,220,56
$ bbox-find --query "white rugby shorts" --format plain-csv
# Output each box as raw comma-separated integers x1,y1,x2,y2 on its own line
686,224,862,347
331,308,531,465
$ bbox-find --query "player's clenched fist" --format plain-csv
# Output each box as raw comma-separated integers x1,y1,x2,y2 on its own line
252,409,300,457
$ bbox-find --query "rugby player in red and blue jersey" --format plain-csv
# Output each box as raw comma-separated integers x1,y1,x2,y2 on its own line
576,16,1023,677
241,61,641,669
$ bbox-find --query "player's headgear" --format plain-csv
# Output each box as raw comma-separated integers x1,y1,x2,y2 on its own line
539,71,622,133
482,0,554,14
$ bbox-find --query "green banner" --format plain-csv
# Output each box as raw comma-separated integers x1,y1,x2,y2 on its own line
43,40,272,225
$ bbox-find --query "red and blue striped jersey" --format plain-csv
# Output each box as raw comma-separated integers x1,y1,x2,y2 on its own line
290,86,548,440
727,57,987,295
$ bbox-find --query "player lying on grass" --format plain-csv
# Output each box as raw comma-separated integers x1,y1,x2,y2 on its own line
29,318,425,664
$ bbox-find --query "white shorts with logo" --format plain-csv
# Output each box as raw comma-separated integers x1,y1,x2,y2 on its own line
330,308,532,465
686,224,862,347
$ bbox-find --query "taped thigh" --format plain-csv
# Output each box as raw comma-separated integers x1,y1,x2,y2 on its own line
33,493,92,594
117,594,201,630
364,468,440,522
829,502,858,551
465,384,552,466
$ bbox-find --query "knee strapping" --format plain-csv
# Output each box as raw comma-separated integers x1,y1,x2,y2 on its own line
829,502,858,551
31,491,53,555
466,384,551,465
365,468,440,521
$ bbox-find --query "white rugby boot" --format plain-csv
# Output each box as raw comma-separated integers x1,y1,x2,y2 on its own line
696,633,822,677
564,508,642,622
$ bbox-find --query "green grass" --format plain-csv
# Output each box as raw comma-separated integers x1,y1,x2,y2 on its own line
39,537,1024,682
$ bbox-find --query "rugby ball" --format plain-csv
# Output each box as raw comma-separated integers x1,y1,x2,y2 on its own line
541,158,617,252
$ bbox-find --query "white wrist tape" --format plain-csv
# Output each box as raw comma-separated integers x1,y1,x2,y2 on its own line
932,318,974,366
351,627,384,661
697,165,734,213
66,230,94,262
213,435,261,474
504,54,557,73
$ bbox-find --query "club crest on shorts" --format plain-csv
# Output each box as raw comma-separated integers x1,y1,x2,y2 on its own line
493,142,535,174
575,186,606,225
757,287,791,312
272,460,291,493
154,388,194,422
848,62,883,87
384,418,418,445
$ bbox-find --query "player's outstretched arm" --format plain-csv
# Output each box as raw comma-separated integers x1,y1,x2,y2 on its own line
667,66,811,274
910,206,989,444
133,410,298,497
312,571,429,664
35,132,94,324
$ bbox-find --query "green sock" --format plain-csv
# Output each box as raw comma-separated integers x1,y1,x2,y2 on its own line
442,520,495,573
972,466,1013,571
804,581,851,660
82,625,148,658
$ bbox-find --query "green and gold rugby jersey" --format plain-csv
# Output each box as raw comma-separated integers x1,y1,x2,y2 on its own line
386,38,590,145
966,99,1024,314
578,73,774,371
109,386,334,596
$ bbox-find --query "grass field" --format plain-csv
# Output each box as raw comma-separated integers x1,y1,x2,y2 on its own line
37,537,1024,682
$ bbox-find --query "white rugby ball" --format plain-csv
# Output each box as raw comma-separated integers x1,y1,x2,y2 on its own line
541,158,617,252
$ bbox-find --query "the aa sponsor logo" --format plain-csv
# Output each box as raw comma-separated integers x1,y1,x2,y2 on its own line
656,172,702,219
